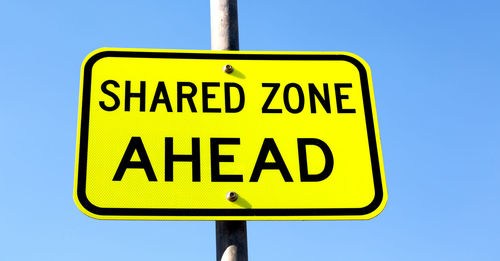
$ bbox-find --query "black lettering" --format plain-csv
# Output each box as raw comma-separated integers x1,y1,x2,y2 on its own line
262,83,282,113
250,138,293,182
177,82,198,112
124,81,146,112
150,81,173,112
298,138,333,182
224,82,245,113
335,83,355,113
125,81,146,112
165,137,200,182
283,83,305,113
309,83,331,113
113,137,157,181
202,82,221,113
99,80,121,111
210,138,243,182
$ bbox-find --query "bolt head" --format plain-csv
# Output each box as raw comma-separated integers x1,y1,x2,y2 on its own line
226,191,238,202
223,64,233,74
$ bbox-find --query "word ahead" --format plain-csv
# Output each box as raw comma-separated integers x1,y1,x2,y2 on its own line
112,137,333,183
74,49,387,221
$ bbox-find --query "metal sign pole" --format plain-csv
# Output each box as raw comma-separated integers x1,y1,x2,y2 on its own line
216,220,248,261
211,0,239,50
210,1,248,261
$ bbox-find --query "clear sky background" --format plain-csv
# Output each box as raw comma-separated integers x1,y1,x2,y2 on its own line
1,0,499,260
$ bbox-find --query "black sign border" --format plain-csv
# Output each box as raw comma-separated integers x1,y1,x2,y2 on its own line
77,50,384,217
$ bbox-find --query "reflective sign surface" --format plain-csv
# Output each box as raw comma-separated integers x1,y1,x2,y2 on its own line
74,48,387,220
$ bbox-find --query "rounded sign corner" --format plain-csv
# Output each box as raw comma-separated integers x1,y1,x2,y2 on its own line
81,48,113,73
361,189,388,220
338,52,372,76
73,190,105,220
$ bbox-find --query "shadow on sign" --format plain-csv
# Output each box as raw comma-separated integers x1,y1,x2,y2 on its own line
234,195,252,208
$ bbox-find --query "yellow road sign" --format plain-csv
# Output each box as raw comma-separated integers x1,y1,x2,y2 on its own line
74,48,387,220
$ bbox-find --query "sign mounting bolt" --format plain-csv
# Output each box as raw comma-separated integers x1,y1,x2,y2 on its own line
223,64,233,74
226,191,238,202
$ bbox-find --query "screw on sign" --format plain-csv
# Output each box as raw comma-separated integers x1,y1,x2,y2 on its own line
226,191,238,202
224,64,233,73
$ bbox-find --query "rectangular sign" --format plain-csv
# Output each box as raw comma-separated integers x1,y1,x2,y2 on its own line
74,48,387,220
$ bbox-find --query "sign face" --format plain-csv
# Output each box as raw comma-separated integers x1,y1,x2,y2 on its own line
74,48,387,220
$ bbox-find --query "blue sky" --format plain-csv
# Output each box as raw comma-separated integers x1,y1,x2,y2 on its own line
1,0,499,260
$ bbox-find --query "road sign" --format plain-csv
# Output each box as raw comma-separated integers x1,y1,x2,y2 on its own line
74,48,387,220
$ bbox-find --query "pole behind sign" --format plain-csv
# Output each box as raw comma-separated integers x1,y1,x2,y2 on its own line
210,1,248,261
